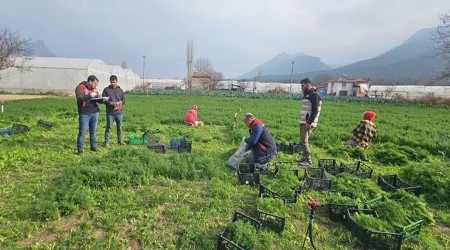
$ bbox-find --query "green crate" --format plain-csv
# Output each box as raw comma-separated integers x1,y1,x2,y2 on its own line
128,134,148,145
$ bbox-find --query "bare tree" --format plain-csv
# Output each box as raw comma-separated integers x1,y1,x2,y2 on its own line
194,58,224,89
0,26,33,79
186,39,194,89
434,10,450,80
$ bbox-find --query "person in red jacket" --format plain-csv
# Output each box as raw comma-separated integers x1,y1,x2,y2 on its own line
184,105,204,126
346,111,377,149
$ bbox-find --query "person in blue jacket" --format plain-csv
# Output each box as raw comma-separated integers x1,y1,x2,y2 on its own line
242,113,277,173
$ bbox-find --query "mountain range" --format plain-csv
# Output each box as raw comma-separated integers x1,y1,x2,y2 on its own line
239,28,448,84
29,28,448,85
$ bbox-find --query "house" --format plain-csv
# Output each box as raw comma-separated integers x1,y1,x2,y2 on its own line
327,76,369,97
191,72,211,90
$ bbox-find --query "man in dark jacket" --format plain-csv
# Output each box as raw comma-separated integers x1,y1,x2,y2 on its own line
242,113,277,173
102,75,126,147
75,75,103,155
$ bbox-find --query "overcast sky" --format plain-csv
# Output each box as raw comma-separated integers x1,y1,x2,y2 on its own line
1,0,449,79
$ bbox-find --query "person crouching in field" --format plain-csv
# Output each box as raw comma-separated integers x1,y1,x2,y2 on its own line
242,113,277,174
184,105,204,126
346,111,377,149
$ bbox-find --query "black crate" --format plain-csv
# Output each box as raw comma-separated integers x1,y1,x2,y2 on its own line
216,211,261,250
276,142,299,154
143,129,160,144
259,184,302,205
377,175,421,197
178,140,192,153
257,194,286,233
345,208,403,250
341,161,373,179
327,190,357,222
257,209,285,233
147,143,166,153
318,158,345,175
304,167,332,191
363,196,424,241
36,119,54,129
12,123,30,133
238,163,260,185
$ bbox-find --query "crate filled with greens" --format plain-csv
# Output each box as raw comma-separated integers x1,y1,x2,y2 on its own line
256,195,286,233
363,196,424,241
259,168,304,205
340,160,373,179
237,163,260,185
325,190,358,222
304,167,332,191
318,158,345,175
216,210,261,250
377,174,421,196
345,208,404,250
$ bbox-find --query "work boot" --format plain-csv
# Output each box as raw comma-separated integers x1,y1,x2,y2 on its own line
254,163,270,174
118,141,126,145
104,142,110,148
77,151,83,156
90,147,100,152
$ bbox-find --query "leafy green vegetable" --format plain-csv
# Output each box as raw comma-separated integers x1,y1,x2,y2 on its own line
225,220,258,249
257,197,286,217
352,212,395,232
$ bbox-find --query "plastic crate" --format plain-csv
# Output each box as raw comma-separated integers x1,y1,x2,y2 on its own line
363,196,424,241
216,211,261,250
276,142,299,154
257,194,286,233
377,175,421,197
259,184,302,205
128,134,148,145
143,129,160,144
318,158,345,175
341,161,373,179
237,163,260,185
12,123,30,133
169,138,180,149
304,167,332,191
36,119,54,129
327,190,357,222
178,140,192,153
345,208,404,250
0,128,13,136
147,143,166,153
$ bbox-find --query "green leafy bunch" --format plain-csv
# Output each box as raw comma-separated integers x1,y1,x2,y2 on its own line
225,220,258,249
257,197,286,217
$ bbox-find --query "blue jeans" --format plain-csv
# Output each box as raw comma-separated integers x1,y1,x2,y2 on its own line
104,113,123,143
246,151,277,164
77,113,98,152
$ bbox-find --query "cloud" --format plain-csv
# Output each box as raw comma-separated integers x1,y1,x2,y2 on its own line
0,0,448,78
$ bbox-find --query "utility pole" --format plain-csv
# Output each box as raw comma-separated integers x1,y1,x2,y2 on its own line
142,56,146,85
290,60,295,93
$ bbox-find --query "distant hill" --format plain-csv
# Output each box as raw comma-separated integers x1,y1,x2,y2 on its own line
28,40,55,57
244,28,448,84
239,52,331,79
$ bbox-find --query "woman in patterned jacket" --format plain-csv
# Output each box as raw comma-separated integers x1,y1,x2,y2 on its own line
346,111,377,149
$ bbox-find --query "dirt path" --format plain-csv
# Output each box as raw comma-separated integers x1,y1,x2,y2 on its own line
0,94,60,102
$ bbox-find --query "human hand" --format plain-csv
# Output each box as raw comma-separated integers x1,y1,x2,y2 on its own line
90,92,98,98
306,123,312,131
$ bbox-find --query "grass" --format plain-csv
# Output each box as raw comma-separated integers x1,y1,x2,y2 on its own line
0,93,449,249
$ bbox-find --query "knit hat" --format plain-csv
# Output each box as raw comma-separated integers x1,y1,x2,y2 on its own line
363,111,376,120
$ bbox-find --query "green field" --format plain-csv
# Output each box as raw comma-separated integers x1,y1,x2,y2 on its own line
0,92,449,249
